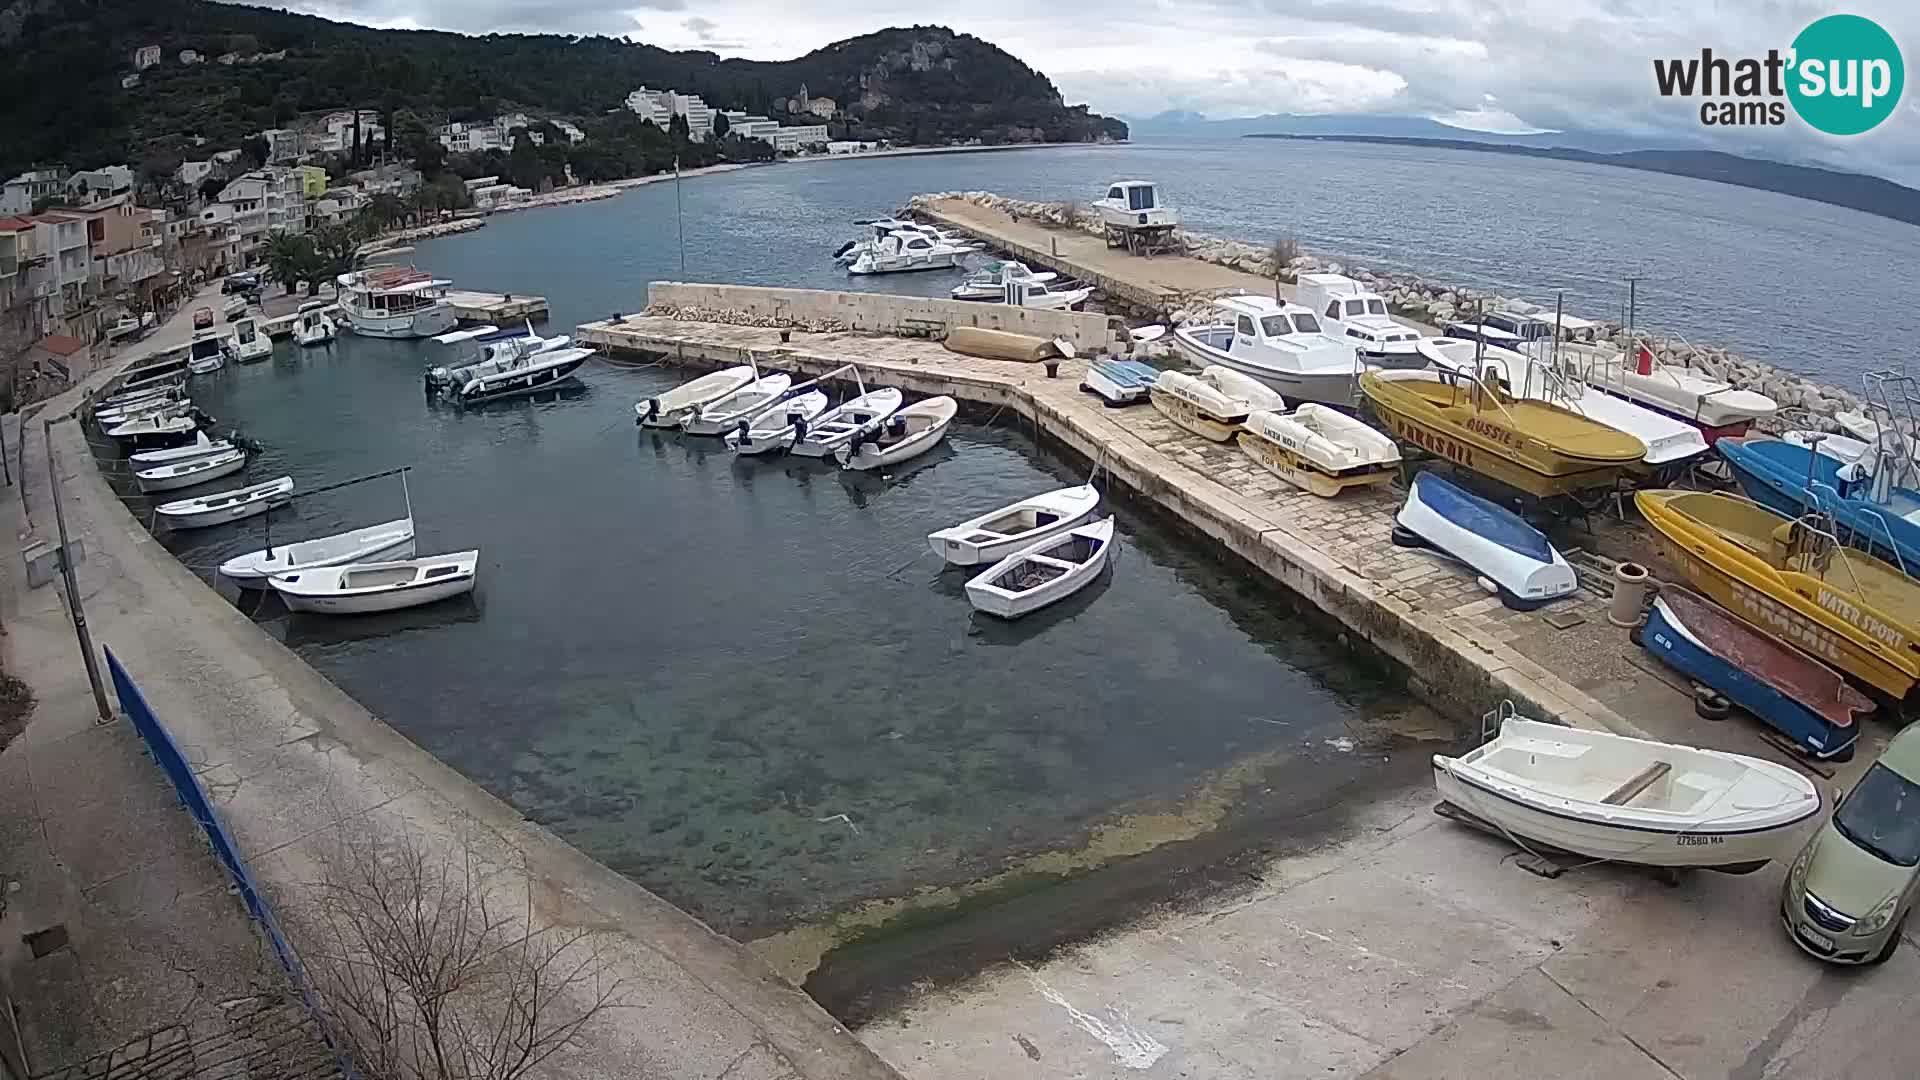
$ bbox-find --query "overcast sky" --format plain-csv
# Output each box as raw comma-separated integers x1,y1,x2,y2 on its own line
275,0,1920,180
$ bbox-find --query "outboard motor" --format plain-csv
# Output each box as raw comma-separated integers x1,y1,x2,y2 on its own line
638,397,660,426
833,239,857,259
886,415,908,438
791,414,809,441
735,419,752,446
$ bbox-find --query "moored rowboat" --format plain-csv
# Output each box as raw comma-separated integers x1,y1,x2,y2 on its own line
792,387,905,457
133,447,247,493
836,396,957,471
683,373,794,435
964,517,1116,619
270,549,479,615
220,518,418,584
927,484,1102,566
723,390,830,456
154,476,293,530
634,365,756,428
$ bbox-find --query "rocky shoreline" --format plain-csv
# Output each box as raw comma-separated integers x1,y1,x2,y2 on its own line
910,191,1871,432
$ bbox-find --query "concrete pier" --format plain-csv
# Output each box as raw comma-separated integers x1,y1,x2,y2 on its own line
445,289,549,324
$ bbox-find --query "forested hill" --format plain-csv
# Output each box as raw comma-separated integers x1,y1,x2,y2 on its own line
0,0,1126,176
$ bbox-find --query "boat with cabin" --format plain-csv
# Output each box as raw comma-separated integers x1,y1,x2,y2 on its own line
231,317,272,363
1093,181,1178,254
1294,273,1424,363
846,231,971,275
129,432,238,469
335,266,458,339
294,301,337,346
1150,366,1287,442
424,326,592,404
1171,296,1363,407
950,260,1058,301
1239,405,1400,497
186,328,231,374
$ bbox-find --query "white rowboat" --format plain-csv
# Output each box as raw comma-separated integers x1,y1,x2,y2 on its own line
133,447,247,493
635,365,756,428
927,485,1102,566
1433,719,1820,873
835,396,957,471
792,388,905,457
106,411,199,441
130,432,232,469
965,517,1116,619
683,374,794,435
723,390,830,456
154,476,293,530
221,518,418,584
270,550,478,615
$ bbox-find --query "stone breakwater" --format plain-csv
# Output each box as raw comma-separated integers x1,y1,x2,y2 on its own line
911,191,1872,431
362,218,486,251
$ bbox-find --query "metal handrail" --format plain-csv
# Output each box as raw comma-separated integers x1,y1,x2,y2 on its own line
1808,478,1910,578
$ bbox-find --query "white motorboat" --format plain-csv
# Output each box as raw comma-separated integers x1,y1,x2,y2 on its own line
965,517,1116,619
1082,358,1159,406
294,302,337,347
118,353,191,395
1566,343,1778,439
1239,405,1400,497
133,447,248,493
1171,296,1362,408
836,396,958,471
1294,273,1424,363
792,387,905,457
635,365,757,428
950,260,1058,301
847,231,970,275
107,314,143,341
724,390,830,456
999,278,1093,310
683,374,795,435
335,266,457,339
96,395,189,427
1510,358,1710,473
154,476,293,530
230,317,272,363
99,382,179,412
270,549,478,615
927,484,1102,566
221,295,247,322
427,328,593,404
105,409,200,443
1150,366,1287,442
186,328,231,374
1392,470,1576,610
835,220,967,264
220,518,417,585
129,432,234,469
1094,181,1178,232
1433,719,1821,873
1414,336,1524,386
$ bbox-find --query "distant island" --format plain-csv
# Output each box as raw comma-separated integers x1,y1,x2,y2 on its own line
1245,133,1920,229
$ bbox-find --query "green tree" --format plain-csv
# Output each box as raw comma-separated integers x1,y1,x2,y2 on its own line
241,134,270,167
667,113,690,150
360,191,407,232
712,112,730,139
307,223,360,292
264,233,320,293
508,133,543,191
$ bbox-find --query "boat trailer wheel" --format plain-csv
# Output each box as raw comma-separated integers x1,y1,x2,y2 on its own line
1693,686,1731,721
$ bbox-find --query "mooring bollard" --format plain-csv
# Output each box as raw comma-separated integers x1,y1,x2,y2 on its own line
1043,359,1060,379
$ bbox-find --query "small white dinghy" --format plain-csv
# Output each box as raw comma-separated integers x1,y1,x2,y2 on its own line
1433,719,1820,873
965,517,1116,619
106,410,200,442
1239,405,1401,497
724,390,831,456
835,396,958,471
154,476,293,530
635,365,757,428
1150,366,1287,442
130,432,233,469
927,484,1102,566
220,518,417,585
683,373,794,435
133,446,248,493
1392,470,1575,609
97,395,187,426
792,388,905,458
270,549,478,615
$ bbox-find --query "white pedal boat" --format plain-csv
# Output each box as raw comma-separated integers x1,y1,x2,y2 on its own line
1433,719,1820,873
792,388,905,457
133,446,248,493
130,432,234,469
965,517,1116,619
927,484,1102,566
1239,405,1400,497
724,390,830,456
220,518,417,585
836,396,958,471
634,365,756,428
270,549,478,615
1150,366,1286,442
154,476,293,530
682,373,794,435
1392,470,1576,609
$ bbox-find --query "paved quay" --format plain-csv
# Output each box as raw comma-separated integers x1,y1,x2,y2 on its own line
2,300,900,1079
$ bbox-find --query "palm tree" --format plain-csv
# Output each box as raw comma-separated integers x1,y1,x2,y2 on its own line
264,233,316,294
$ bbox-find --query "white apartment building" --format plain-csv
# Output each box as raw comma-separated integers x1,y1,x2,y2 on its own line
625,87,674,127
133,44,161,70
627,87,714,141
2,170,69,215
210,168,306,260
773,125,830,153
721,111,780,141
438,122,506,154
67,165,134,201
177,160,215,188
553,119,586,145
316,110,386,155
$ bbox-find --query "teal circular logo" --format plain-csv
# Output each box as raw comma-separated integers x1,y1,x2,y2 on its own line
1788,15,1904,135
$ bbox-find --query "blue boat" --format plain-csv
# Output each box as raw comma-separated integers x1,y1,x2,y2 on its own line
1082,358,1160,406
1391,471,1576,610
1716,436,1920,571
1641,588,1866,761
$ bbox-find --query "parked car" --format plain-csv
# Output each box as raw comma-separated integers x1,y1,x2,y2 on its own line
221,272,260,295
1782,726,1920,964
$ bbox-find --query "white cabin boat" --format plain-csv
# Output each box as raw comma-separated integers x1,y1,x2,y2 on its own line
792,387,904,457
927,485,1102,566
186,328,231,374
154,476,293,530
951,260,1057,301
1000,278,1092,310
425,327,592,404
1172,296,1362,407
723,390,830,455
1093,181,1178,231
107,314,143,340
105,409,200,443
231,317,272,363
271,550,478,615
635,365,757,428
130,432,233,469
1433,719,1820,873
335,267,457,339
846,231,969,275
133,447,248,493
221,519,417,585
684,374,794,435
1150,366,1288,442
294,302,337,347
1239,405,1401,497
836,396,957,471
836,220,967,264
1294,273,1424,363
965,517,1116,619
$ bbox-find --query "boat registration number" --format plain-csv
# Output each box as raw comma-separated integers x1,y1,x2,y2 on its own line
1676,834,1724,846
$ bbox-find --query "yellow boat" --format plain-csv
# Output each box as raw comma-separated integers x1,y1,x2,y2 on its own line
1636,489,1920,701
1359,369,1644,498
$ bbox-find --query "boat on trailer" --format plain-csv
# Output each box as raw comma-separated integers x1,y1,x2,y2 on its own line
154,476,293,530
792,387,904,457
1565,342,1778,443
1238,405,1400,497
684,373,794,435
1171,296,1365,407
724,390,831,456
965,517,1116,619
1082,358,1159,406
836,396,958,471
271,550,478,615
927,484,1103,566
1432,718,1821,873
635,365,757,428
1392,470,1577,609
1150,366,1287,442
221,518,418,585
1294,273,1423,363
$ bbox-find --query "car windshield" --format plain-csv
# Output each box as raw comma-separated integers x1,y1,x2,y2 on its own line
1834,763,1920,867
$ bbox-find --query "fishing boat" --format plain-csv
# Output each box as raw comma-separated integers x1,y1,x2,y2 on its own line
927,484,1103,566
133,447,248,493
334,266,457,339
129,432,235,469
1640,587,1868,760
1393,471,1577,609
293,302,337,347
997,278,1092,310
1359,369,1645,499
1239,405,1400,497
950,260,1058,301
154,476,293,530
683,373,795,435
270,550,478,615
724,390,830,456
1082,358,1160,406
1432,718,1821,873
105,409,203,447
1171,296,1363,408
221,519,418,585
1716,435,1920,571
836,396,958,471
792,387,904,457
186,328,231,374
230,317,272,363
1294,273,1424,363
635,365,757,429
846,231,970,275
1150,366,1287,442
1566,343,1777,443
118,353,191,395
1635,488,1920,702
965,517,1116,619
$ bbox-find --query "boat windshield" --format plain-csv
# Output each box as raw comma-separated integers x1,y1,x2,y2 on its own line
1259,315,1292,337
1367,299,1387,315
1834,763,1920,867
1293,312,1322,333
189,338,222,361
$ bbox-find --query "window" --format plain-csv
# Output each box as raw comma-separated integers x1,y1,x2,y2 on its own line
1345,300,1364,316
1292,313,1322,333
1107,187,1123,201
1367,299,1386,315
1127,186,1154,211
1259,315,1290,337
1324,302,1340,320
1235,315,1256,338
1834,764,1920,867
